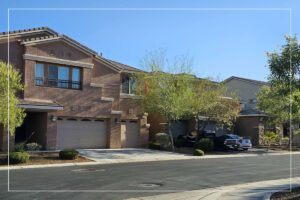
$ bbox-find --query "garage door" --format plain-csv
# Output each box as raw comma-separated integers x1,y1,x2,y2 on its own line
57,119,107,149
121,121,139,148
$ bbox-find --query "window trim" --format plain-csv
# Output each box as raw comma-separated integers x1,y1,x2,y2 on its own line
121,75,136,95
35,62,83,90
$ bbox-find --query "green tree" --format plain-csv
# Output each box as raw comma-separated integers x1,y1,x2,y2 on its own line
0,61,25,134
191,79,240,135
136,71,195,150
257,36,300,143
136,50,240,149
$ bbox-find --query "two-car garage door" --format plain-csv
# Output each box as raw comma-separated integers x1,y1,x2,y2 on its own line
57,119,107,149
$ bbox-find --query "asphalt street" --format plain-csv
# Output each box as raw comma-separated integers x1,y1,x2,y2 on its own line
0,154,299,200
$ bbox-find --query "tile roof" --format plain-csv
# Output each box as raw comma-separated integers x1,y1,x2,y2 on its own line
102,58,143,72
20,34,98,56
3,27,142,72
0,27,58,37
239,108,267,116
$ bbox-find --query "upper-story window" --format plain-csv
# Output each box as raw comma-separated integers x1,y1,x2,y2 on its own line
35,63,44,86
122,75,136,94
35,62,82,90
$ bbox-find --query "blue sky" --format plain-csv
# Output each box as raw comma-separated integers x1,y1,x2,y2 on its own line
1,0,299,81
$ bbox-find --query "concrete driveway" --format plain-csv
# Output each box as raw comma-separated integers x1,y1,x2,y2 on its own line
77,148,298,165
77,148,192,163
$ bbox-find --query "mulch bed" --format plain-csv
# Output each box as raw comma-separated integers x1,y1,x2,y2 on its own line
270,187,300,200
0,152,93,166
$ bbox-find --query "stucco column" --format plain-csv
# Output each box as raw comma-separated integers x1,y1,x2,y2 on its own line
139,113,150,147
46,115,58,150
258,122,265,145
108,114,122,148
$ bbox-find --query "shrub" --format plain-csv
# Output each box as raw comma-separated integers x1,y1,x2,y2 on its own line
194,149,204,156
194,138,214,152
155,132,171,150
9,152,30,164
262,131,280,147
59,149,79,160
281,137,289,145
14,143,25,152
25,143,42,151
148,142,161,150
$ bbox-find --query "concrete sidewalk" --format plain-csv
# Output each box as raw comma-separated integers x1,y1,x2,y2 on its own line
127,177,300,200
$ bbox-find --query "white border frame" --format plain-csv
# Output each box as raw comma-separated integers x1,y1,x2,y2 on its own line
6,7,293,193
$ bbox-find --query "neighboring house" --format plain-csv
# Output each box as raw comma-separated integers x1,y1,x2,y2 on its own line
0,27,149,151
223,76,270,145
148,78,230,141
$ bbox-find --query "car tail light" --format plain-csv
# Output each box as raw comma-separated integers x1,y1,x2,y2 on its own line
224,141,227,144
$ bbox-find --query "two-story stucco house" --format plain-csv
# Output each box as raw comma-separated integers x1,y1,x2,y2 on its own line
0,27,149,151
223,76,269,145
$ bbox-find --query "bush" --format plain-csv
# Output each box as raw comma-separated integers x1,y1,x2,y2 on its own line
281,137,289,145
148,142,161,150
14,142,25,152
194,138,214,152
59,149,79,160
25,143,42,151
262,131,280,147
155,132,171,150
194,149,205,156
9,152,30,164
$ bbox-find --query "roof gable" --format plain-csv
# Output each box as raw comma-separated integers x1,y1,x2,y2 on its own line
2,27,144,73
223,76,268,86
21,34,98,57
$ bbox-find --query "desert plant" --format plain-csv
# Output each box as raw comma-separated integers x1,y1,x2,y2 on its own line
155,133,171,150
194,149,205,156
59,149,79,160
194,138,214,152
25,143,42,151
9,152,30,164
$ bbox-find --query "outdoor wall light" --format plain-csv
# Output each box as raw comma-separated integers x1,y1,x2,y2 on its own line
50,115,57,122
114,118,121,124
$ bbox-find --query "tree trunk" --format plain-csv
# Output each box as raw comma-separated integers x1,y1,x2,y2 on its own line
167,121,175,151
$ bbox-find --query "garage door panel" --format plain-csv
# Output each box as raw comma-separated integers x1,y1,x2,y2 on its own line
121,121,139,148
57,120,107,149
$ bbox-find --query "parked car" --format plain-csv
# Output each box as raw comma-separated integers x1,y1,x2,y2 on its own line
177,133,197,147
214,134,252,151
238,137,252,150
201,130,216,139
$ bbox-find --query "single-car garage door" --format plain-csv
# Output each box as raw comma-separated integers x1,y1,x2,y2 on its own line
121,120,140,148
57,119,107,149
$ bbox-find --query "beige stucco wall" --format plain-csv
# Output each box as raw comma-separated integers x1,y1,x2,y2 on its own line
225,78,266,110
